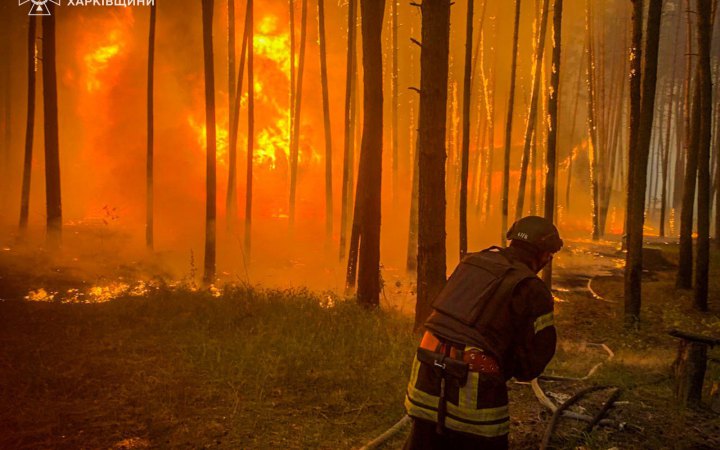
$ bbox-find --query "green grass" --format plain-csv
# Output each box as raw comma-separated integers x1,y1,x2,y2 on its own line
0,287,417,449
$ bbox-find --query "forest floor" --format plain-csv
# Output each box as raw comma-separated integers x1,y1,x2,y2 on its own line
1,238,720,449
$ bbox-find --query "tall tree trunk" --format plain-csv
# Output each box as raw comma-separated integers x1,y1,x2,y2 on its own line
318,0,333,241
459,0,474,260
407,135,420,271
19,17,37,231
0,4,11,211
226,0,236,230
543,0,562,288
516,0,550,220
146,1,156,249
660,56,678,238
43,5,62,245
290,0,296,190
289,0,308,227
694,0,713,312
353,0,385,308
415,0,450,330
244,0,254,256
391,0,399,211
340,0,357,260
228,5,250,228
501,0,522,245
565,38,586,213
482,54,496,222
202,0,217,284
625,0,663,325
586,0,601,240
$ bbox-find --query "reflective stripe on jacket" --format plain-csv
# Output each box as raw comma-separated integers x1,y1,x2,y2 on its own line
404,354,510,438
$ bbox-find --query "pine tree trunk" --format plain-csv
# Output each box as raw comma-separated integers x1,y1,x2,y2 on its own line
42,5,62,245
415,0,450,330
693,0,713,312
289,0,308,227
354,0,385,308
542,0,562,288
228,2,250,229
407,136,419,271
516,0,550,220
501,0,522,245
201,0,217,284
244,0,254,256
318,0,333,241
565,38,586,213
19,17,37,231
586,0,601,241
660,49,679,238
339,0,357,260
391,0,399,211
226,0,236,230
625,0,663,325
146,2,156,249
483,62,496,222
459,0,474,260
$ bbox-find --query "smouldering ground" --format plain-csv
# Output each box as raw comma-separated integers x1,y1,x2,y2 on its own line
1,240,720,449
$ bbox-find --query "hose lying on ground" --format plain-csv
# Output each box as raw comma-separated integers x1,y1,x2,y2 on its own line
357,414,411,450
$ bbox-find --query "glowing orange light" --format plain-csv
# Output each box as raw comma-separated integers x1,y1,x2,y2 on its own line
187,116,229,164
84,30,122,92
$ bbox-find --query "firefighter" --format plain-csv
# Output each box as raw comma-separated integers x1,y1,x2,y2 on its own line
403,216,563,450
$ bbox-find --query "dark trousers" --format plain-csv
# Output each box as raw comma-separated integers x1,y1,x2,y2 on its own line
403,418,509,450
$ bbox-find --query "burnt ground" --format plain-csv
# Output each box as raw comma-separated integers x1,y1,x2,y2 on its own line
1,239,720,449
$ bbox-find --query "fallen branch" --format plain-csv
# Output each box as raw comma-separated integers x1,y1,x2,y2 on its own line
539,385,610,450
358,415,411,450
584,387,623,433
531,379,616,426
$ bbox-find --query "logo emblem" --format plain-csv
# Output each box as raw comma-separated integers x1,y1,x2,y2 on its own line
19,0,61,16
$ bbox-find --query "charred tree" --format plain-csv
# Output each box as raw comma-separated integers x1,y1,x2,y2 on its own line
391,0,399,211
693,0,712,312
340,0,358,260
347,0,385,308
585,0,601,240
201,0,217,284
318,0,333,241
501,0,522,246
415,0,450,330
516,0,550,220
543,0,562,288
146,1,156,249
459,0,474,260
244,0,254,256
19,17,37,231
228,1,250,229
43,4,62,244
289,0,308,227
226,0,237,230
625,0,663,325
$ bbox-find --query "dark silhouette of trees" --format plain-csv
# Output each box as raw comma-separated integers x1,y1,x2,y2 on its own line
146,1,156,249
228,0,250,231
20,17,37,231
585,0,601,241
244,0,254,256
201,0,218,284
693,0,713,312
415,0,450,330
677,2,700,290
318,0,333,242
340,0,357,260
226,0,237,229
543,0,562,288
625,0,663,325
289,0,308,227
459,0,474,260
501,0,521,246
516,0,550,220
391,0,399,211
43,4,62,245
346,0,386,308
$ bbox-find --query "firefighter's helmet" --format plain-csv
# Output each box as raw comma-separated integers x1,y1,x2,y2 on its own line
506,216,563,253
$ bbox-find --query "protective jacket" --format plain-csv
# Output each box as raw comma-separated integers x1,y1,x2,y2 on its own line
404,246,556,447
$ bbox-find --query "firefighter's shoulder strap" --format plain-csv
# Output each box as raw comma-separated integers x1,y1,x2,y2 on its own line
431,247,536,328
